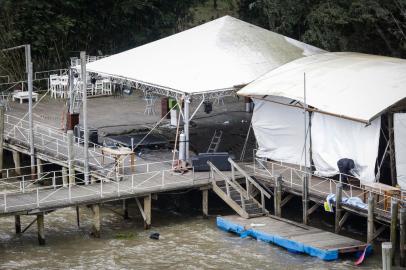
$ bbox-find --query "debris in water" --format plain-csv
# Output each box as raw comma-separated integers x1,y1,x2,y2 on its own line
149,232,160,240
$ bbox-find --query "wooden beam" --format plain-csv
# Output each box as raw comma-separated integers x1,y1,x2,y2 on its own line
387,113,397,187
367,195,375,243
274,176,282,217
339,212,350,230
390,198,399,264
202,189,208,218
144,195,151,229
15,215,21,234
302,175,309,225
307,203,320,216
400,208,406,267
91,204,101,238
37,213,45,245
280,194,294,208
335,183,343,233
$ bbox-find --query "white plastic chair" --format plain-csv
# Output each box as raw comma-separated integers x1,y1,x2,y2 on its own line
49,74,60,98
102,79,112,95
144,91,157,115
59,75,69,98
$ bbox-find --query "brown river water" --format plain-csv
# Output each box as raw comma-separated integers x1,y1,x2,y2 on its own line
0,202,385,270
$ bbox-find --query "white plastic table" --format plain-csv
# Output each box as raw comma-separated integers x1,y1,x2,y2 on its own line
12,91,39,104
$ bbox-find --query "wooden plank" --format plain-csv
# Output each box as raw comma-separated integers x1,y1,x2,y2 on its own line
221,215,366,256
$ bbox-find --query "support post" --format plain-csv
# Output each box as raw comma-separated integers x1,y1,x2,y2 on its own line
302,175,308,225
12,150,21,175
400,208,406,267
390,199,399,265
36,158,43,179
274,175,282,217
123,199,129,220
183,95,190,161
388,113,397,187
80,51,89,184
15,215,21,234
335,183,343,233
144,195,151,229
367,194,375,243
37,213,45,245
67,130,75,185
62,167,68,187
202,189,208,218
91,204,101,238
76,206,80,227
0,105,4,177
26,47,35,180
382,242,392,270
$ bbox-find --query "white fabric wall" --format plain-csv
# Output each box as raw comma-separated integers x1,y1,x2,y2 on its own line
311,113,381,182
394,113,406,189
252,98,309,166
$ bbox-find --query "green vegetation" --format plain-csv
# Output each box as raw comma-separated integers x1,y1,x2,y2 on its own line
1,0,405,80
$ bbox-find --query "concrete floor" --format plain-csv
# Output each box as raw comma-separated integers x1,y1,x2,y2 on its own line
6,90,255,157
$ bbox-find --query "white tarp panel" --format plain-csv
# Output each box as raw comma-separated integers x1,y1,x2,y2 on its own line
252,98,309,166
238,52,406,122
85,16,323,95
311,113,381,182
394,113,406,189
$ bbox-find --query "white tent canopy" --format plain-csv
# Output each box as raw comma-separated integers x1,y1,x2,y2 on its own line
238,52,406,123
85,16,323,97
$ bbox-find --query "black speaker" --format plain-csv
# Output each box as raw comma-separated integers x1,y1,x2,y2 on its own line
74,124,98,145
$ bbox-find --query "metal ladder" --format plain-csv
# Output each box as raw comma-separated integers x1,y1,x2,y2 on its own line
207,130,223,153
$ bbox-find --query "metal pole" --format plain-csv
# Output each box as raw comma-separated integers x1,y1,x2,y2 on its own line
184,95,190,161
382,242,392,270
80,51,89,184
0,105,4,177
68,68,74,113
26,45,35,178
303,73,307,171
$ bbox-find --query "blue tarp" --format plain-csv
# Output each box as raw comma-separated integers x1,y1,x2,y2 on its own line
216,217,339,261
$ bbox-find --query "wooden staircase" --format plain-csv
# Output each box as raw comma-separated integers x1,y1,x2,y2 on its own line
208,158,271,219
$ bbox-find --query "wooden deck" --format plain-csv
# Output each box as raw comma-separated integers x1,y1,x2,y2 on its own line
239,161,393,222
218,215,367,261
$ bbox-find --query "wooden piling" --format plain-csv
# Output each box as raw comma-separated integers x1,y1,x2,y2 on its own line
91,204,101,238
144,195,151,229
202,189,208,218
62,167,68,187
400,208,406,267
15,215,21,234
37,213,45,245
274,175,282,217
367,194,375,243
76,206,80,227
382,242,392,270
302,175,309,225
335,183,343,233
0,105,4,177
36,158,43,179
390,198,398,265
67,130,75,185
12,150,21,176
123,199,129,220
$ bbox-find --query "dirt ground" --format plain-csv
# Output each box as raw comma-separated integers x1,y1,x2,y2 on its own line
7,90,256,160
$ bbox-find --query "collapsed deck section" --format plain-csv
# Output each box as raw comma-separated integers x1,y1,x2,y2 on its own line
217,215,368,261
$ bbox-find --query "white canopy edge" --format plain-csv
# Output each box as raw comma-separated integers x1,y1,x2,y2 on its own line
81,16,323,98
238,52,406,123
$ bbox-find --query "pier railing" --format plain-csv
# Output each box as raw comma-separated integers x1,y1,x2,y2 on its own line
251,157,401,215
4,113,116,169
0,162,199,214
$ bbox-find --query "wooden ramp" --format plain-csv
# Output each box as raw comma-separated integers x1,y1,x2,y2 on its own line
217,215,368,261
